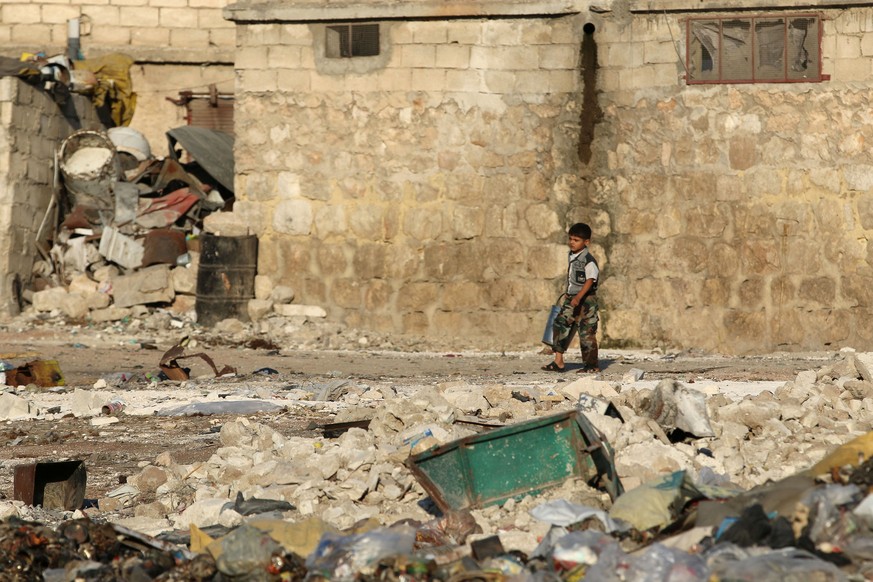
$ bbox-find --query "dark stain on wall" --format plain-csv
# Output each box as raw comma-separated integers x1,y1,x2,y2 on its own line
578,22,602,165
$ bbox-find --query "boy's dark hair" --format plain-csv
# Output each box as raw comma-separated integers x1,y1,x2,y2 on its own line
569,222,592,239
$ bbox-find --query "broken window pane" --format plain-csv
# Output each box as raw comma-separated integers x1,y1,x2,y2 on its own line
687,14,822,84
755,18,786,81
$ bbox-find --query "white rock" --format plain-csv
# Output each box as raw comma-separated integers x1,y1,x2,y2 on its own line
173,498,241,529
274,304,327,318
90,416,120,426
270,285,295,304
0,393,38,420
31,287,68,312
560,377,619,401
247,299,274,322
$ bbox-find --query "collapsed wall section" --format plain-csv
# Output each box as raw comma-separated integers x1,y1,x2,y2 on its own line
0,78,100,315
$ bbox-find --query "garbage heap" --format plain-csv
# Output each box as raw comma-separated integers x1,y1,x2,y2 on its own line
28,126,234,324
7,351,873,580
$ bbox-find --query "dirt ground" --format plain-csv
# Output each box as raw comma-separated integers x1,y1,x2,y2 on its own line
0,320,837,504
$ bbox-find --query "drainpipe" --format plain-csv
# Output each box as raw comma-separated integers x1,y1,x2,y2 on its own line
67,18,81,61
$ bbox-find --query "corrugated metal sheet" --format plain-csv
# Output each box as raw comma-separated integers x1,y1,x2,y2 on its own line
166,126,234,194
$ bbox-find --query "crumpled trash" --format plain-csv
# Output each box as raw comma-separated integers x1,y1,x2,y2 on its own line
306,525,417,581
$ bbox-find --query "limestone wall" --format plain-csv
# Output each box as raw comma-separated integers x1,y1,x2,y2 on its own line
585,5,873,353
0,77,101,315
0,0,234,152
227,17,588,348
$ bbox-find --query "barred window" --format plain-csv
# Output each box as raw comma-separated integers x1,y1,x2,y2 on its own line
326,24,380,58
687,14,824,84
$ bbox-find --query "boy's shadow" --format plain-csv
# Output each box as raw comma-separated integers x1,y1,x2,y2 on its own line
564,357,614,373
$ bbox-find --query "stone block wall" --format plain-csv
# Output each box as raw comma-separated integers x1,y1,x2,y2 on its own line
0,0,235,152
583,4,873,353
0,77,101,315
228,16,588,348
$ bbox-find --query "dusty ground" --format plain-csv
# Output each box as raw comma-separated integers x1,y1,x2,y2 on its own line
0,319,837,505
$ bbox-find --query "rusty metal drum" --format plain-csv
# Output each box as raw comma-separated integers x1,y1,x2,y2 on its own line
195,234,258,327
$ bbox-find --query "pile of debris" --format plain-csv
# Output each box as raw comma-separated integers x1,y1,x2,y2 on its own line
4,349,873,578
26,125,235,325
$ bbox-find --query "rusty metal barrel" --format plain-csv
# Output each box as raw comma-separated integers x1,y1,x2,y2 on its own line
195,234,258,327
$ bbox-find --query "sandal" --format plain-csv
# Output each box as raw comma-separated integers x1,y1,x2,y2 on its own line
541,361,566,373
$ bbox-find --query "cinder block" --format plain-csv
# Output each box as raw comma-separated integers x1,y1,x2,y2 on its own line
268,45,302,69
538,44,578,69
189,0,224,7
549,69,578,93
241,69,278,92
111,0,149,6
160,7,198,28
445,69,481,92
170,27,209,48
237,46,268,69
836,36,862,59
390,22,414,44
482,20,522,45
447,22,480,44
150,0,187,7
82,4,120,25
119,6,160,27
11,24,52,44
130,27,170,46
280,24,311,46
40,5,80,24
376,68,412,91
471,46,537,70
410,21,448,44
514,70,551,93
198,8,232,29
400,44,436,68
88,25,130,44
435,44,470,69
834,57,872,81
3,4,42,24
209,27,235,48
277,69,311,92
482,70,514,93
412,68,447,91
644,40,681,65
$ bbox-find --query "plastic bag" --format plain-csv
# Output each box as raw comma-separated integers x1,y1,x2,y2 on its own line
306,525,417,581
623,543,710,582
706,546,847,582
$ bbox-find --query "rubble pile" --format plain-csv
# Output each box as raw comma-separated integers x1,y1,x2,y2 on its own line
6,350,873,579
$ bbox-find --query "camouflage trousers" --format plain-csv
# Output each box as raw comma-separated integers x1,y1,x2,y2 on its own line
551,294,599,368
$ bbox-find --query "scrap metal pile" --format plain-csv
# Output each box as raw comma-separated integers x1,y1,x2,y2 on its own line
29,125,234,322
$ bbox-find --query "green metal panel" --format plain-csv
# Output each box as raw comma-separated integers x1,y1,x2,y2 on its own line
406,410,622,512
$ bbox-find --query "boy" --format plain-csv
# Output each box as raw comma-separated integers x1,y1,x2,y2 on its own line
542,222,600,373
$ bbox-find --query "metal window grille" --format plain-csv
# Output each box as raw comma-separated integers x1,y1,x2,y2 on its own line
326,24,380,58
687,14,824,84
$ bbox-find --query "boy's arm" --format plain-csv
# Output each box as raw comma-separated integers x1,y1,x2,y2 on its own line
570,278,595,307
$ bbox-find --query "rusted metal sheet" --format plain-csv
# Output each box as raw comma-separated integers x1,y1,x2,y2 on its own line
136,188,200,229
14,460,86,510
142,229,188,267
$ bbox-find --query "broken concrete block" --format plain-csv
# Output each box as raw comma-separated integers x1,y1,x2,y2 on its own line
171,266,197,295
622,368,645,383
274,304,327,318
91,416,120,427
71,388,112,417
111,265,174,308
254,275,273,300
248,299,274,321
169,294,196,314
89,306,132,322
0,393,38,420
68,273,98,294
855,353,873,383
83,290,111,310
92,264,119,282
58,292,89,319
270,285,295,304
31,287,68,312
639,379,715,438
438,382,490,414
845,380,873,399
215,318,247,334
559,377,619,401
132,466,168,493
